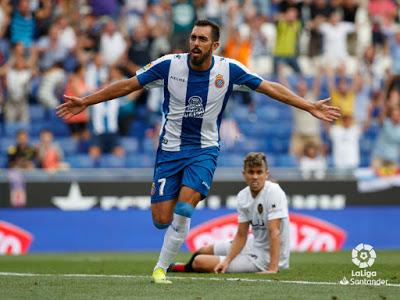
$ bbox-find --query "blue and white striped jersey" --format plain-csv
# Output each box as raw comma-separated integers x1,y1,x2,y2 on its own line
136,53,263,151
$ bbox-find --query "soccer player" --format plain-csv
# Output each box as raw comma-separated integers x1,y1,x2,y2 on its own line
57,20,340,284
169,152,289,274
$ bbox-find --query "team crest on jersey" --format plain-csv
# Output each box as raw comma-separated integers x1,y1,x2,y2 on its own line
184,96,205,118
215,74,224,88
257,203,263,214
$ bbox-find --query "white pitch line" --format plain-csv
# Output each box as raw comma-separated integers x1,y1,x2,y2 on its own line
0,272,399,288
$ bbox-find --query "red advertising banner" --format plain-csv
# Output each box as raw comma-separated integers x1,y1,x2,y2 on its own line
186,213,346,252
0,221,34,255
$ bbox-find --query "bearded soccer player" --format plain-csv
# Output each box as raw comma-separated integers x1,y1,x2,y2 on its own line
57,20,340,284
169,152,289,274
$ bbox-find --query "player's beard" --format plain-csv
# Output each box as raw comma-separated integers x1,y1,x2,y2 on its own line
190,46,212,67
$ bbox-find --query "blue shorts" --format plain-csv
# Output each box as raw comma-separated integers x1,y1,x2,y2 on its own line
151,147,219,203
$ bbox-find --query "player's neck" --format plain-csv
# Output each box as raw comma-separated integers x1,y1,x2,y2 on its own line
189,56,213,72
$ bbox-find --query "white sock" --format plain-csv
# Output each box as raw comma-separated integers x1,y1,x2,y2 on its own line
155,213,191,271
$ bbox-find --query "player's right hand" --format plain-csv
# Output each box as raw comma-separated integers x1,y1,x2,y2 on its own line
214,260,229,274
56,95,87,119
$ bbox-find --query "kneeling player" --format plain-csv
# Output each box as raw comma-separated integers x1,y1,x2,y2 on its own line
170,152,290,274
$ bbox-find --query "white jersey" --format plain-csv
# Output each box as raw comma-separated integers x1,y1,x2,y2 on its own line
237,181,290,269
136,53,263,151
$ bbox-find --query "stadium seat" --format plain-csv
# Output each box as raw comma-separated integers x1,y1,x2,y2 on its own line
270,138,289,154
29,105,46,121
217,153,243,167
50,121,70,137
0,156,6,168
277,154,298,168
120,137,139,154
4,123,29,137
126,154,154,168
98,155,126,168
65,154,96,168
57,138,78,156
0,138,14,154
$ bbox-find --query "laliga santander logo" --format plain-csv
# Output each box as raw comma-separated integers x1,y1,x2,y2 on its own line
186,213,346,252
0,221,34,255
352,243,376,268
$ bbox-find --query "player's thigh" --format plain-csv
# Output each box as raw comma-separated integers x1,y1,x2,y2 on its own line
182,152,218,200
225,254,260,273
192,255,221,272
213,236,254,256
151,157,183,204
213,240,232,256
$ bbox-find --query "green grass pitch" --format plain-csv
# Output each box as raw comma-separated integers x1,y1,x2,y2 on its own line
0,251,399,299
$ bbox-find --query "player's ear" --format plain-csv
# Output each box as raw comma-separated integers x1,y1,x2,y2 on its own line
212,41,220,51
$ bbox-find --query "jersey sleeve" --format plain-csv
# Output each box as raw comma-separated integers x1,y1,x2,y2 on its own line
136,55,172,89
228,59,263,92
266,183,289,221
237,191,251,223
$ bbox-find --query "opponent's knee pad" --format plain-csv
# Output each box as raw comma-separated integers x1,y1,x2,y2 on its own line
174,202,194,218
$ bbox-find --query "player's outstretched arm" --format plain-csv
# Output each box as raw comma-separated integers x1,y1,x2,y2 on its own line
57,77,142,119
256,80,341,122
214,222,249,274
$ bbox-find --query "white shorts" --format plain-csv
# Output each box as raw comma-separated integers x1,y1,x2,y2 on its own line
213,236,267,273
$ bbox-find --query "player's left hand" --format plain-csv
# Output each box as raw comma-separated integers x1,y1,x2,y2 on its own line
309,98,341,122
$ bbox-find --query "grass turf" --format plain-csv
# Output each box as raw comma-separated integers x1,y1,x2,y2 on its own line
0,251,399,300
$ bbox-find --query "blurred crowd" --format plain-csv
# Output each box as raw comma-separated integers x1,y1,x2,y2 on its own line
0,0,399,176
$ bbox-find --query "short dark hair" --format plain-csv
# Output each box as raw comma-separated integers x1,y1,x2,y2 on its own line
194,19,220,42
243,152,268,170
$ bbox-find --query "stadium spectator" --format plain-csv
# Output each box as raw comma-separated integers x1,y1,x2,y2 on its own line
63,64,90,141
306,0,333,57
124,24,152,76
10,0,36,47
327,65,356,122
56,20,340,285
89,0,120,18
99,18,126,66
329,115,362,170
36,129,64,171
371,106,400,168
38,61,66,110
55,15,77,52
36,24,69,71
169,152,290,274
317,11,355,66
273,7,301,74
171,0,196,50
4,55,33,123
299,142,327,179
89,68,124,159
85,52,109,92
7,129,36,169
223,24,254,111
278,71,322,157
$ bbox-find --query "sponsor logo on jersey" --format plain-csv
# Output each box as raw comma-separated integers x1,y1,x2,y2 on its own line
184,96,205,118
170,75,186,83
186,213,347,252
0,221,33,255
215,74,224,88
